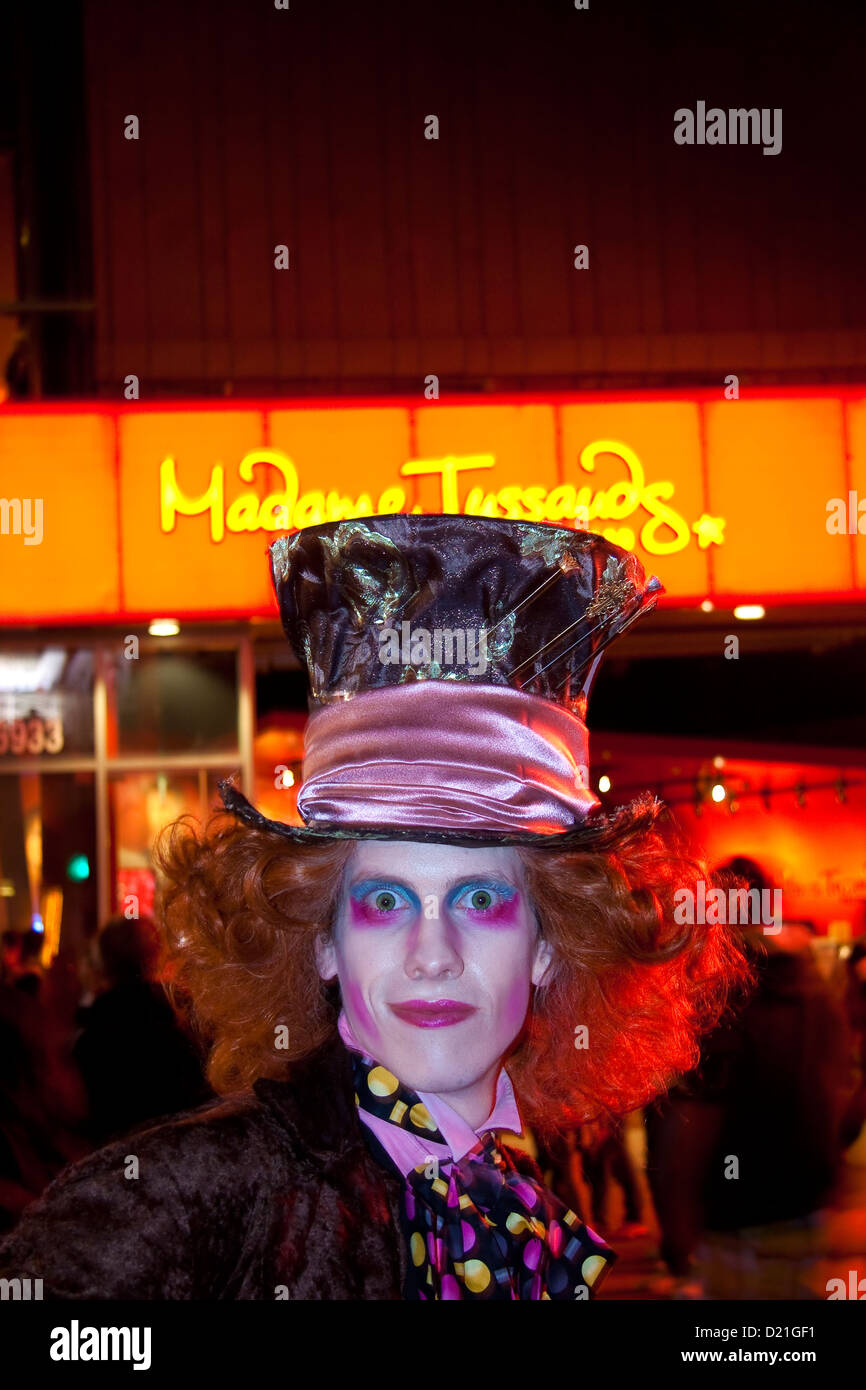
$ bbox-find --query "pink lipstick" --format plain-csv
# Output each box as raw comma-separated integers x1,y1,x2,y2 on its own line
389,999,477,1028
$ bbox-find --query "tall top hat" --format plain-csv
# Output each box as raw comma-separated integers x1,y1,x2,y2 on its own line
219,514,663,848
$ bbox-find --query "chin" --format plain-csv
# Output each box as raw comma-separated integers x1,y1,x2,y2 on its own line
379,1035,500,1096
394,1061,485,1095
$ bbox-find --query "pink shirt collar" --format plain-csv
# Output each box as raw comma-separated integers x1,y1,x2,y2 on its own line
337,1008,523,1176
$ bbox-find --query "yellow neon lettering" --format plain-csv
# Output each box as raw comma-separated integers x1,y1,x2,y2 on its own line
578,439,690,552
640,481,691,554
157,440,718,556
496,486,523,518
544,484,577,522
463,487,500,517
579,439,644,522
579,486,606,521
377,486,406,514
325,491,359,521
226,493,262,533
602,525,635,549
602,477,643,519
520,486,547,521
401,455,496,513
242,450,299,531
160,456,225,543
293,491,325,528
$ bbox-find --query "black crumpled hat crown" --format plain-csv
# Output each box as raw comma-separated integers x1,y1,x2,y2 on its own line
219,514,664,848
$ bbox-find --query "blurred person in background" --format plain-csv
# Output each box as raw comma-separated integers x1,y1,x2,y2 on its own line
0,936,90,1235
578,1114,648,1239
1,928,45,996
73,914,211,1145
534,1120,650,1241
840,937,866,1148
645,856,857,1299
533,1126,585,1216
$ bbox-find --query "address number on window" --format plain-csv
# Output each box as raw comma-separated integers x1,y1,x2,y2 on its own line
0,717,65,755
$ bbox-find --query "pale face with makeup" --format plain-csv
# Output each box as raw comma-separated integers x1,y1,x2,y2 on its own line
315,840,553,1129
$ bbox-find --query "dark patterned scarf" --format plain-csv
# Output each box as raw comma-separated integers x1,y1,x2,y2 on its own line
351,1050,617,1301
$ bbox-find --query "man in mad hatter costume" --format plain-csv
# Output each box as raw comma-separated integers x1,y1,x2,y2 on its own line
0,515,752,1299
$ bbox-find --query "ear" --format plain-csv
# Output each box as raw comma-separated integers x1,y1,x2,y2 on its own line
531,935,554,988
314,932,338,983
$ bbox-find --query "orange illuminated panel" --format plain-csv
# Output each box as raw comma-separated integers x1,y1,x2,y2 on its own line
843,397,866,592
706,399,851,598
676,772,866,936
119,409,274,618
0,412,119,621
412,404,558,515
560,402,707,598
1,390,864,625
268,406,411,520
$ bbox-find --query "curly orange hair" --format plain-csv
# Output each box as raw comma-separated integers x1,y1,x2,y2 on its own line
154,801,755,1139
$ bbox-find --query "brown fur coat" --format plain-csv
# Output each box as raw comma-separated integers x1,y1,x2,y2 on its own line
0,1032,542,1300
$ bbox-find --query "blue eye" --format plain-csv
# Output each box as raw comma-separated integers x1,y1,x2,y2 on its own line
373,889,398,912
349,879,418,922
450,880,517,920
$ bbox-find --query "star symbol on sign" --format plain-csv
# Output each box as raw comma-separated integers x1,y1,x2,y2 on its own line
692,514,726,548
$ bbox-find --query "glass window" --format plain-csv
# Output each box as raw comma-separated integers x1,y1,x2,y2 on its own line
109,770,206,920
254,643,307,826
0,647,94,756
108,649,238,756
0,770,97,958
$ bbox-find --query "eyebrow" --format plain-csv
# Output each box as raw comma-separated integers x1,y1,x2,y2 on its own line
347,876,422,903
347,872,413,891
446,875,518,893
347,871,519,892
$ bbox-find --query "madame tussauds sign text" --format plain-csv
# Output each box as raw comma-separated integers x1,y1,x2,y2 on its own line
4,391,862,623
159,441,726,558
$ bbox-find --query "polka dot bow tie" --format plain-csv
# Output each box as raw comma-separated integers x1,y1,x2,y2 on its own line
351,1052,617,1301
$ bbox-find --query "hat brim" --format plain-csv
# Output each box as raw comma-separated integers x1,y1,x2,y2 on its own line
217,776,664,852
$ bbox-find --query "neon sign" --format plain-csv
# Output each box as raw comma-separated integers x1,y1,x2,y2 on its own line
159,441,725,557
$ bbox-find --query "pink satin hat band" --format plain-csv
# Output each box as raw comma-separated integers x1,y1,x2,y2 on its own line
297,681,599,836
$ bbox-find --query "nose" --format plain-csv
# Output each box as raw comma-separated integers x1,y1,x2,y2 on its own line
403,910,464,981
